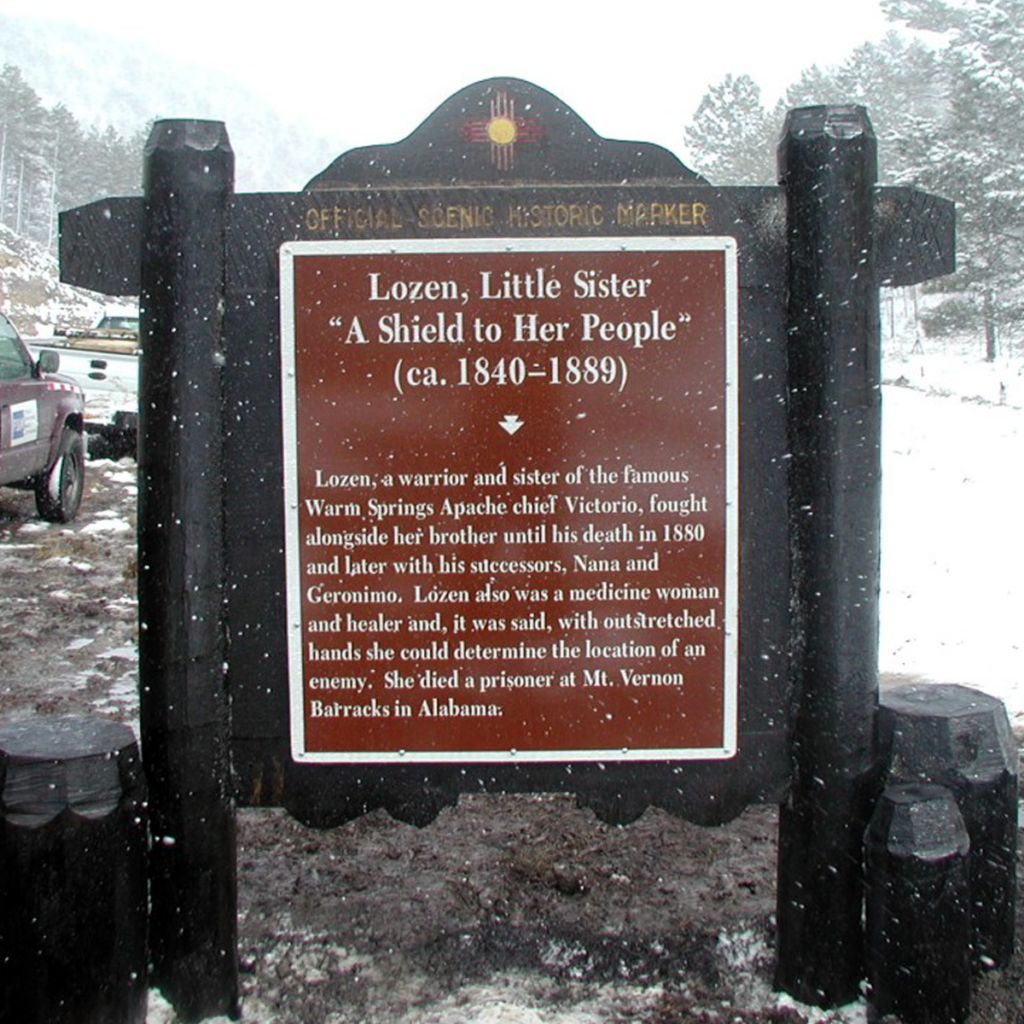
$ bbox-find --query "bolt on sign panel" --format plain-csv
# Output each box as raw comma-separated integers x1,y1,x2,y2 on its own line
280,236,738,763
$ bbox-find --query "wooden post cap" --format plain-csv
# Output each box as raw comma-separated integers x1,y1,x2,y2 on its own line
866,782,970,859
0,716,142,828
879,683,1017,786
0,716,148,1024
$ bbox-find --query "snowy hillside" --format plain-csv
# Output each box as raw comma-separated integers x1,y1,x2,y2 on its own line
0,223,108,334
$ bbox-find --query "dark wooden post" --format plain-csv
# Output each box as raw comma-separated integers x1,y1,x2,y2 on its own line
879,683,1018,968
139,119,239,1020
0,717,148,1024
864,784,972,1024
775,106,881,1006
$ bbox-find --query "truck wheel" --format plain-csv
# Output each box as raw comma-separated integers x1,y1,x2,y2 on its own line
35,428,85,522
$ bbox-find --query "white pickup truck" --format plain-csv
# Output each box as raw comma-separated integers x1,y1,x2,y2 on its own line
28,314,138,459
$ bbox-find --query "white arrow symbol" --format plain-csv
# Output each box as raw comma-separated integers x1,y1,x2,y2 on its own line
500,414,524,436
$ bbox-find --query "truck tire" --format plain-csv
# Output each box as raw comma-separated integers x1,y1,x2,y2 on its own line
35,428,85,522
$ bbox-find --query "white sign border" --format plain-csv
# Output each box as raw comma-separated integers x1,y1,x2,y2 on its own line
281,236,739,764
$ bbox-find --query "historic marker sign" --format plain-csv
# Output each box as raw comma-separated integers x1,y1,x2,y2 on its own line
281,237,738,762
58,80,958,1013
59,79,953,828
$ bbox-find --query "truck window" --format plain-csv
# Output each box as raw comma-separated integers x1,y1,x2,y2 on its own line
0,325,33,382
97,316,139,332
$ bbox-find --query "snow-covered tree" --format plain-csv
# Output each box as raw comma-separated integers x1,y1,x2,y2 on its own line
0,65,49,238
683,74,781,184
682,15,1024,359
683,36,945,188
883,0,1024,358
0,63,142,251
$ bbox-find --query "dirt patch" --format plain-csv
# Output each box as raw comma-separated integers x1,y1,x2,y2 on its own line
235,795,778,1021
0,461,138,724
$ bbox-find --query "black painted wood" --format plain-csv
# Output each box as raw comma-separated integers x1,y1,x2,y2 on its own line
307,77,706,189
865,784,972,1024
0,717,147,1024
874,187,955,287
879,682,1018,969
138,119,239,1021
221,182,792,828
774,106,882,1007
58,197,142,296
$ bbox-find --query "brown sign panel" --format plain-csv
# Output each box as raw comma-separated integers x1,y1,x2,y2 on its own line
281,238,737,763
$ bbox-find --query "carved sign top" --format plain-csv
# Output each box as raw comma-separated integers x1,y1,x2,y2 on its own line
305,77,706,189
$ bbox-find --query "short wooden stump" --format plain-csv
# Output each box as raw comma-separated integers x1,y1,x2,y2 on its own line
879,682,1018,968
865,783,972,1024
0,716,148,1024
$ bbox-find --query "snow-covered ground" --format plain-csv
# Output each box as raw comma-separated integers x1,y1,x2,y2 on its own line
880,343,1024,728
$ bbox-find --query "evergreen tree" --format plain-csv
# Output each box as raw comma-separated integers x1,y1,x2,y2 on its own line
0,62,142,251
883,0,1024,358
682,18,1024,359
683,74,781,184
684,37,945,188
46,104,90,247
0,64,49,238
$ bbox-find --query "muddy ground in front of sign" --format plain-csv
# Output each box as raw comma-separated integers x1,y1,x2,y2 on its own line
2,460,1022,1023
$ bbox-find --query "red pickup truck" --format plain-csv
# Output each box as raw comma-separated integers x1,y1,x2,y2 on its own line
0,311,86,522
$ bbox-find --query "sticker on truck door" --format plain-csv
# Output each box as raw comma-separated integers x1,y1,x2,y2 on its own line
10,401,38,444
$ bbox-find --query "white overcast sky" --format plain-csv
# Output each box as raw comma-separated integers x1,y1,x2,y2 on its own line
0,0,904,155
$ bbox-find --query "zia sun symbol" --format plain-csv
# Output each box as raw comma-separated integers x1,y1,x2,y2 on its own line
462,91,544,171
